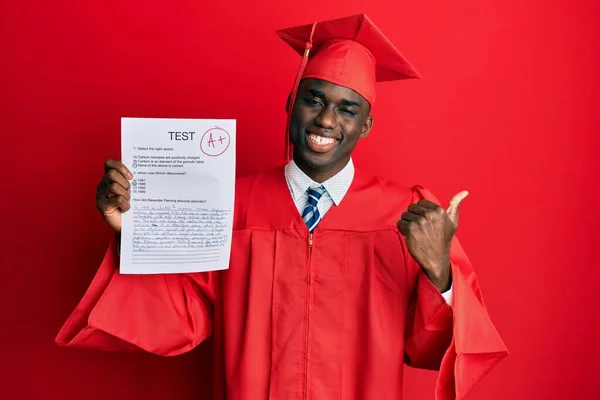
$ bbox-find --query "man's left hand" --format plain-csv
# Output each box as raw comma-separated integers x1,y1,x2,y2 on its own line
397,191,469,292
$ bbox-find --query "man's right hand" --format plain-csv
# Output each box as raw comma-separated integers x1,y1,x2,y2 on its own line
96,159,133,232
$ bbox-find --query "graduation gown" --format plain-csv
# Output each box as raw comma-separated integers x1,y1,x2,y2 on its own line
56,166,508,400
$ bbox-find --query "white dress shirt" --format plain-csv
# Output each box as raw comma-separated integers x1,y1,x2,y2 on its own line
284,158,453,305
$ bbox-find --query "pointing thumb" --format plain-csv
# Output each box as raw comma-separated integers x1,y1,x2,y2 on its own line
447,190,469,227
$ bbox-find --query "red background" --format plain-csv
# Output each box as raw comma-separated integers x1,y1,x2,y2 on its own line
2,0,599,399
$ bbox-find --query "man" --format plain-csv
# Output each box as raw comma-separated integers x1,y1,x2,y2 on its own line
56,14,507,400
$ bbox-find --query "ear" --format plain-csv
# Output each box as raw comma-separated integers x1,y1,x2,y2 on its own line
360,115,374,139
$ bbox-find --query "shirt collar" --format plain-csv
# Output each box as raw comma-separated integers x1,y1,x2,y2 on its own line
284,158,355,206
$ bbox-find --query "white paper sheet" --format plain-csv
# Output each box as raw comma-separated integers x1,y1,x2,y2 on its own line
120,117,236,274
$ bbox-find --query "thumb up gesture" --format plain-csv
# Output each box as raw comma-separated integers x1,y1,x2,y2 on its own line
397,191,469,292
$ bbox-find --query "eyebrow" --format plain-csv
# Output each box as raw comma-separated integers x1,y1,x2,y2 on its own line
309,88,326,98
340,99,360,108
308,89,361,108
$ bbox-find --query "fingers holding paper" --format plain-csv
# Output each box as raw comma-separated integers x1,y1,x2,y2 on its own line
96,159,133,232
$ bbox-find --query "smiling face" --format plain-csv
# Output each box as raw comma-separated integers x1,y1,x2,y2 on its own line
289,78,374,182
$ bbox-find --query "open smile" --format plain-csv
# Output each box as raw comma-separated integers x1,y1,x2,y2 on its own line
305,132,339,153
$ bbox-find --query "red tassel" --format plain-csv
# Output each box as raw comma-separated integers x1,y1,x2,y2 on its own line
284,22,318,161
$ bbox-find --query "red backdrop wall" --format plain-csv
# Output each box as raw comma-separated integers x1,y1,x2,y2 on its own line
2,0,599,399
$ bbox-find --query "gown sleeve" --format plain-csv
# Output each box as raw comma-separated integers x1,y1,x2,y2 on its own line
403,185,508,400
55,238,218,356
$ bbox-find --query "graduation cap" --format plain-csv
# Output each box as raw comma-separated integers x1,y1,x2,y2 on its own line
277,13,420,159
277,14,420,104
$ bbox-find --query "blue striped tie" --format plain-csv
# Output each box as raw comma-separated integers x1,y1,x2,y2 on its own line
302,185,326,232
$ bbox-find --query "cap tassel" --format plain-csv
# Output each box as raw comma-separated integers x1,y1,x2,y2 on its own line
284,21,318,161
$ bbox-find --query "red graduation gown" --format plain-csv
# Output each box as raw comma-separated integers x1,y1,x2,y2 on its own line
56,166,507,400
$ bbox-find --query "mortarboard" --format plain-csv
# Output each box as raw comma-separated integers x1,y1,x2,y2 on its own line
277,14,420,159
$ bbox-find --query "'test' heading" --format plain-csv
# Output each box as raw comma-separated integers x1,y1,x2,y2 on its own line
169,131,195,141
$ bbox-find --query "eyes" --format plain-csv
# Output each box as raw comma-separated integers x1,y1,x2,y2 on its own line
303,98,357,117
304,98,323,107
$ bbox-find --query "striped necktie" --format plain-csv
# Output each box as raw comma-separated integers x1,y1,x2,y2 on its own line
302,185,326,232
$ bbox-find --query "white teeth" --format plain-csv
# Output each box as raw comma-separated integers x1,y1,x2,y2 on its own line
308,134,335,145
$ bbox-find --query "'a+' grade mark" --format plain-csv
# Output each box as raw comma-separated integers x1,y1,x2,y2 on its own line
201,127,231,157
206,133,228,148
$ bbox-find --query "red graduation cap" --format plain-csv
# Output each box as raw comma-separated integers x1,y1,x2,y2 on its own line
277,13,420,159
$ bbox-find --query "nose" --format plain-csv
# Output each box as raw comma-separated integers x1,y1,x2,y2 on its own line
315,106,337,129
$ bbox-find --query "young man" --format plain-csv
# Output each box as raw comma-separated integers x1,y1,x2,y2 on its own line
57,14,507,400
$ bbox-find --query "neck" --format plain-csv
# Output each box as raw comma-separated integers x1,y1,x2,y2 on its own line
293,156,350,183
